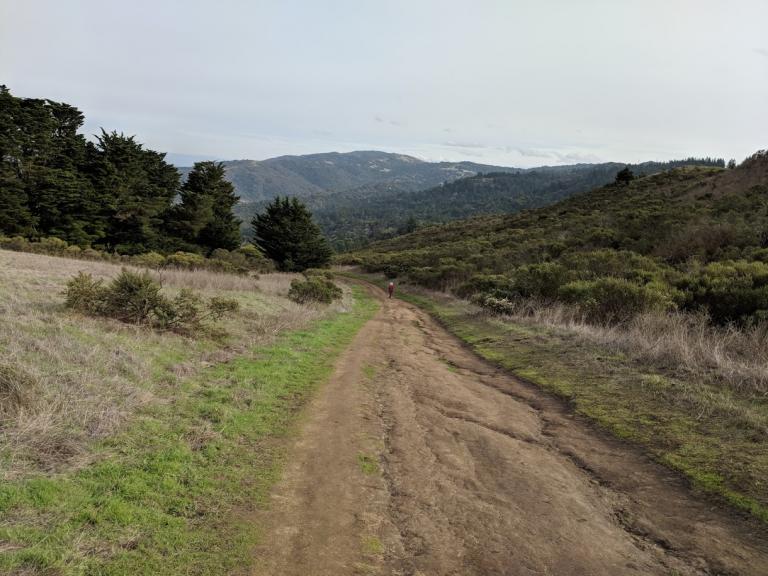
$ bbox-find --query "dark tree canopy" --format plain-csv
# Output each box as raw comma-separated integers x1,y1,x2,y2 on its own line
0,85,243,257
615,166,635,185
251,196,332,271
168,161,241,253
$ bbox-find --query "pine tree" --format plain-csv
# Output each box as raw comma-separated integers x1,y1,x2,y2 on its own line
169,161,241,253
615,166,635,185
251,197,332,271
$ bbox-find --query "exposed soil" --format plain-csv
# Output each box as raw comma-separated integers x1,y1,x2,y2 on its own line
251,283,768,575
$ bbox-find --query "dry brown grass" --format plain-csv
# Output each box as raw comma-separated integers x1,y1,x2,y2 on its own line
0,249,332,478
476,297,768,397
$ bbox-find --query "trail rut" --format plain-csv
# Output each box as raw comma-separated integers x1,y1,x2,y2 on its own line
251,283,768,575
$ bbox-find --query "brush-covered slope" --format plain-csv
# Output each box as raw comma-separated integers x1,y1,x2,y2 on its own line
308,159,720,249
351,151,768,324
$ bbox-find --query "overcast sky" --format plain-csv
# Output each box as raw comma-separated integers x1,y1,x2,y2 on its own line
2,0,767,167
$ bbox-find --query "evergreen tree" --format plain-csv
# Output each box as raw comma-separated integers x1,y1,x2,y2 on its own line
169,161,241,253
85,130,180,253
251,196,332,271
615,166,635,185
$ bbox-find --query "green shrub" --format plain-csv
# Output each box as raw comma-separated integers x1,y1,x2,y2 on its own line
456,274,515,299
63,272,109,315
0,236,30,252
303,268,334,280
676,260,768,324
31,237,69,254
558,277,679,322
288,275,342,304
164,251,207,270
103,269,165,323
131,251,166,268
511,262,569,300
64,269,239,334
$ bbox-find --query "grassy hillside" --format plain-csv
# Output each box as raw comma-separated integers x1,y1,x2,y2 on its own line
350,152,768,325
0,250,378,574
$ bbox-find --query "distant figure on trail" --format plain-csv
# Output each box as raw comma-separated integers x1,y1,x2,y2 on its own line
388,281,395,299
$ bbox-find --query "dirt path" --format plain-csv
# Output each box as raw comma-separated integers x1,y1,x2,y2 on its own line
251,283,768,576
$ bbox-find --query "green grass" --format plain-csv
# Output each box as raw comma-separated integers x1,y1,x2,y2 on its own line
360,535,383,555
345,272,768,524
0,285,379,575
356,453,379,476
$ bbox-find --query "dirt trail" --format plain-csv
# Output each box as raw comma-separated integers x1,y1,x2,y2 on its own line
251,283,768,576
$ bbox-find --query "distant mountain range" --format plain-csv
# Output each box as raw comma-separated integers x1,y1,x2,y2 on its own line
182,151,726,250
180,151,516,204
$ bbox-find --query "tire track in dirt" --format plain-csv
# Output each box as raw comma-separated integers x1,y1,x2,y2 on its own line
251,282,768,575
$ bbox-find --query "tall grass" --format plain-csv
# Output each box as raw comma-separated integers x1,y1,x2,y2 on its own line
479,297,768,397
0,249,327,478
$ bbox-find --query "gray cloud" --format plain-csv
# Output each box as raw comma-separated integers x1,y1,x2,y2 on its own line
3,0,766,167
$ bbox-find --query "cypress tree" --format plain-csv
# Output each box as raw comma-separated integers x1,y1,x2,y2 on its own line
170,161,241,253
251,196,332,271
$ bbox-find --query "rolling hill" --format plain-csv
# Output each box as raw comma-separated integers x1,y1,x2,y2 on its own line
181,151,516,204
217,151,726,250
349,151,768,325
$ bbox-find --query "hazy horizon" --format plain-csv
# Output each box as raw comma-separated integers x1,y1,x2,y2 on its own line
3,0,766,167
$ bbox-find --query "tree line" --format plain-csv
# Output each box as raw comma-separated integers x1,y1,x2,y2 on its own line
0,86,331,270
0,85,240,255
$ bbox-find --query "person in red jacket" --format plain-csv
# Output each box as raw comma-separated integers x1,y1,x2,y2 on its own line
387,281,395,299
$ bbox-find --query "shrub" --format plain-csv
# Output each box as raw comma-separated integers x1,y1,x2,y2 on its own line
0,236,30,252
131,251,166,268
676,260,768,324
303,268,334,280
288,275,342,304
213,245,274,273
103,269,165,323
474,295,518,316
64,269,239,334
63,272,109,314
558,277,679,322
511,262,569,300
164,251,207,270
31,237,69,254
456,274,515,299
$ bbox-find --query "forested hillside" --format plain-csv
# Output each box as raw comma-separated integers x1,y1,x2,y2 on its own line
183,152,515,204
349,152,768,325
306,159,725,249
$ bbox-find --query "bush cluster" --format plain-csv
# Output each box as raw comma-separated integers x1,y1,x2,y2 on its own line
0,235,273,275
287,271,342,304
64,269,239,334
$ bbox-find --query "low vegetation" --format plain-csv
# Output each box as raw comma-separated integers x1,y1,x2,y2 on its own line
0,234,274,275
0,249,377,574
288,270,343,304
64,269,240,335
